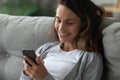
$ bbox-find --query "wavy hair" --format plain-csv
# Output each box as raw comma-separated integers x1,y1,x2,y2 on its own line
49,0,104,54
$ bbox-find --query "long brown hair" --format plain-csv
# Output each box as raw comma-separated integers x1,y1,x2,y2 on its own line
49,0,104,54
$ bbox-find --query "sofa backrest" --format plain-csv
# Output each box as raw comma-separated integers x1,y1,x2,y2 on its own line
0,14,55,80
101,17,120,80
0,14,120,80
0,14,55,54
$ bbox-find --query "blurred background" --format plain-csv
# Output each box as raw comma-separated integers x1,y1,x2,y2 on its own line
0,0,120,18
0,0,57,16
92,0,120,19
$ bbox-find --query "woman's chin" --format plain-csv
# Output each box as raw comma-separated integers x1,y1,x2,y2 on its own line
59,39,67,43
59,39,68,42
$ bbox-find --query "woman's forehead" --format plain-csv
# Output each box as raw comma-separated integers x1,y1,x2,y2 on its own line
56,5,79,19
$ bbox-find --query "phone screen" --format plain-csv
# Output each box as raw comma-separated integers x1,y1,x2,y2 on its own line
22,50,36,66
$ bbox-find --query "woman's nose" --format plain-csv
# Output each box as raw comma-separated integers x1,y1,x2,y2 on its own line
59,23,65,31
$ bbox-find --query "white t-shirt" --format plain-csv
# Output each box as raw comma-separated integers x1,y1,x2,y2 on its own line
43,44,81,80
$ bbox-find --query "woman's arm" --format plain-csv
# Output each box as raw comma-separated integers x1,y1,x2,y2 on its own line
20,54,56,80
20,71,55,80
82,53,103,80
20,71,32,80
20,42,58,80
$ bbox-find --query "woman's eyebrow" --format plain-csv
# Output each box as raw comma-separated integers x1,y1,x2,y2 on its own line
55,16,76,21
55,16,60,19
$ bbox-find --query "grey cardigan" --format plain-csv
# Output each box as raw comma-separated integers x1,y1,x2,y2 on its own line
20,42,103,80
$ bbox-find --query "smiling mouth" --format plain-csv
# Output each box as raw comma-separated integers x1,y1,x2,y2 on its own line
59,33,70,37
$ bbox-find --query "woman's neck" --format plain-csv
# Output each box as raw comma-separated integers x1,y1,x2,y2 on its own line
60,42,77,51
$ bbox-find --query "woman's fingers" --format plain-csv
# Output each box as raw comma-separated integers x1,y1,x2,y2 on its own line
23,53,48,80
36,54,42,65
23,60,32,76
24,55,36,66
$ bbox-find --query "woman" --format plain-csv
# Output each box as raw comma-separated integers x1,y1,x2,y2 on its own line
20,0,104,80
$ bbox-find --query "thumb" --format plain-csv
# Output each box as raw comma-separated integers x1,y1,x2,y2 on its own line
36,54,41,64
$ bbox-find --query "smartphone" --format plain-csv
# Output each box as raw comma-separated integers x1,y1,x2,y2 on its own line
22,49,37,66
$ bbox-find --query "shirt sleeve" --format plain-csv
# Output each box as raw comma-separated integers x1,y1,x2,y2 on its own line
82,53,103,80
35,41,59,60
19,71,55,80
19,71,32,80
35,41,59,54
20,42,59,80
43,73,55,80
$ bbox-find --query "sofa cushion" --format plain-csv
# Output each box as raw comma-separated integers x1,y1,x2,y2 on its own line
102,21,120,80
0,14,54,80
1,14,54,53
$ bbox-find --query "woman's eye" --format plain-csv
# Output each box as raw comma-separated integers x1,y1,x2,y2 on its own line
66,21,74,24
56,19,61,23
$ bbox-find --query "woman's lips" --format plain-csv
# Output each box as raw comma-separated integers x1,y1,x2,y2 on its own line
59,32,70,37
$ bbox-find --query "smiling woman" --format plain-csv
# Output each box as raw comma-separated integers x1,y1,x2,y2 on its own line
55,5,81,49
20,0,104,80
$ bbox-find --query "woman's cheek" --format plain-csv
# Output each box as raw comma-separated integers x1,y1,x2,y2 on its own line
55,24,59,32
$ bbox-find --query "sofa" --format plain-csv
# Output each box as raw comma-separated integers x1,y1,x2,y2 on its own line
0,14,120,80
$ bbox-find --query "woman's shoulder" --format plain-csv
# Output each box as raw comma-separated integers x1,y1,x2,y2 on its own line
42,41,59,48
36,41,59,53
81,51,102,63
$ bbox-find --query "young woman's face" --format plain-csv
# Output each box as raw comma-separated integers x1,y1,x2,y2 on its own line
55,5,81,43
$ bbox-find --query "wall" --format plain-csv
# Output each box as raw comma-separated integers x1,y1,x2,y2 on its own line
91,0,114,5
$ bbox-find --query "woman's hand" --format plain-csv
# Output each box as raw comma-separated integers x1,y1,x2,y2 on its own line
23,54,48,80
